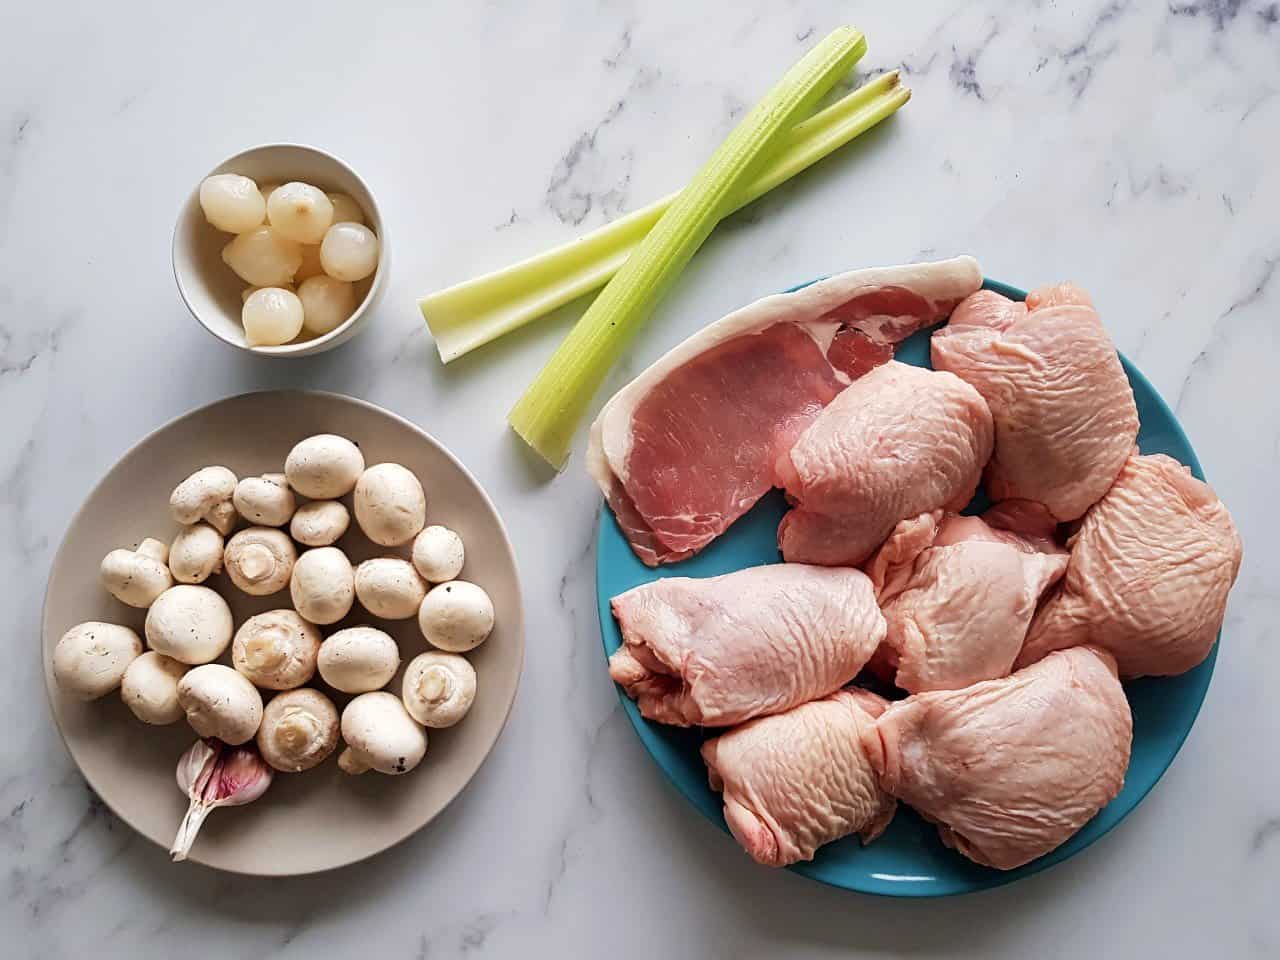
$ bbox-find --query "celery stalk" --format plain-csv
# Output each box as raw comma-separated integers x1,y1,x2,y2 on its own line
508,27,869,468
423,68,909,363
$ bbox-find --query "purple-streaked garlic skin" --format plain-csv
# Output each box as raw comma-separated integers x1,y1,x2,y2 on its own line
175,737,220,796
170,738,273,862
213,745,275,806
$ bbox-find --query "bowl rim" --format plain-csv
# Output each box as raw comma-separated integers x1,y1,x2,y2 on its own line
171,142,389,358
41,389,525,875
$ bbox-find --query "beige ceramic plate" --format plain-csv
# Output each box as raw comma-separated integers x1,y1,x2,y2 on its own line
41,391,523,875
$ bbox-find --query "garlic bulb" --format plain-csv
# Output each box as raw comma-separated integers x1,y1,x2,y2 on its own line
170,738,273,862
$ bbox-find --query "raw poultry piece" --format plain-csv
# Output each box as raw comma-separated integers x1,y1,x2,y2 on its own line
777,361,993,567
863,507,1068,692
865,646,1132,870
930,283,1139,521
608,564,885,727
1018,454,1242,677
588,257,983,566
702,687,895,867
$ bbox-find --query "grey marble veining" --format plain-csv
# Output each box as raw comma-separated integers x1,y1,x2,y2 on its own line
1,0,1277,957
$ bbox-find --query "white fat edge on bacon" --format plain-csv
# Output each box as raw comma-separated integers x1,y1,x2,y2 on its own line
586,256,983,494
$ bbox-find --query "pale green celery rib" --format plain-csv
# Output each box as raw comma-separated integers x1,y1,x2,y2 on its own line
422,65,909,364
508,27,867,469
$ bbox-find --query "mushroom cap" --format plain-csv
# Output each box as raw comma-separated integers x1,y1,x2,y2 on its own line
290,500,350,547
285,434,365,499
121,650,187,724
52,621,143,701
224,527,297,596
100,538,174,608
339,692,427,775
170,466,238,525
232,609,321,690
290,547,355,625
145,585,234,664
257,688,339,772
233,474,296,527
355,558,427,620
401,652,476,728
177,664,264,744
354,463,427,547
169,523,225,584
418,580,495,653
411,525,465,583
317,626,400,693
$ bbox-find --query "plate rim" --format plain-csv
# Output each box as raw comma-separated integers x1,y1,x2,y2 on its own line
594,276,1216,897
40,388,525,876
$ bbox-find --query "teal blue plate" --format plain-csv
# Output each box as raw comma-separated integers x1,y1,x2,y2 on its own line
596,278,1216,897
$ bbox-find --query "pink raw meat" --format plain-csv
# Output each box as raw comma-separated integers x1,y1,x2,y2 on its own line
931,283,1139,522
863,509,1068,692
777,361,993,567
863,646,1132,871
608,564,884,727
1018,454,1242,678
587,258,984,565
702,688,896,867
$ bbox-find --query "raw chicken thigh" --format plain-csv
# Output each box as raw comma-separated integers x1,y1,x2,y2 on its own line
865,646,1132,870
777,361,993,566
931,283,1139,521
864,508,1068,692
608,564,885,726
702,687,895,867
1019,454,1242,677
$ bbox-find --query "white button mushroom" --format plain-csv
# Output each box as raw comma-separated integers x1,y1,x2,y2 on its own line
232,473,296,527
355,558,427,620
289,500,350,547
170,466,239,535
354,463,427,547
100,537,174,608
177,664,264,745
290,547,355,624
338,692,426,776
232,610,321,690
169,522,224,584
284,434,365,499
411,525,465,583
401,652,476,728
52,622,143,701
317,626,400,694
121,651,187,724
256,688,339,773
418,580,495,653
145,585,234,665
224,527,297,596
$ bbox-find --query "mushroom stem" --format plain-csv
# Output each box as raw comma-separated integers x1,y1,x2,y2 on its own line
338,747,371,775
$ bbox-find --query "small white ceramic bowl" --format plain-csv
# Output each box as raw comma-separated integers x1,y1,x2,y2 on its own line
173,143,388,357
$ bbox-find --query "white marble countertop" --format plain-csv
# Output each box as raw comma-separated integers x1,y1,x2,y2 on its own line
2,1,1276,957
